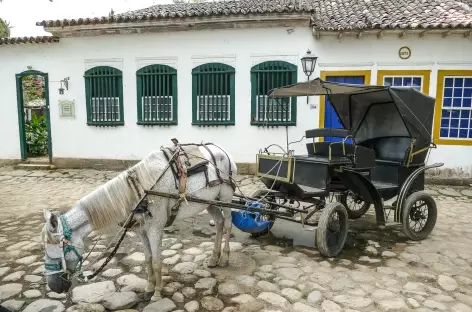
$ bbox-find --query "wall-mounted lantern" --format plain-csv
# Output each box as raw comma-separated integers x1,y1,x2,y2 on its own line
301,49,318,81
58,77,69,94
300,49,318,104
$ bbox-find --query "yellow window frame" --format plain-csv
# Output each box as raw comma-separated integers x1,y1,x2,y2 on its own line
433,70,472,146
318,70,371,142
376,70,431,94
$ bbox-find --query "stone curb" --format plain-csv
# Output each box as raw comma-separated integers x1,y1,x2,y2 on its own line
425,177,472,186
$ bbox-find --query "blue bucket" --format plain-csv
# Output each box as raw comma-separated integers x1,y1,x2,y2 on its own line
231,201,273,234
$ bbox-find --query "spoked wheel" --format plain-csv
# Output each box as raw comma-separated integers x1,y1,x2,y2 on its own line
339,191,371,219
316,202,349,257
401,191,437,240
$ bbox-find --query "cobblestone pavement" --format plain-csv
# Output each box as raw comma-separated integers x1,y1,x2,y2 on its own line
1,166,472,312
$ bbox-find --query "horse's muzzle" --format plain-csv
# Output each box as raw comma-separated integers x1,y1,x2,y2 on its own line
47,272,72,293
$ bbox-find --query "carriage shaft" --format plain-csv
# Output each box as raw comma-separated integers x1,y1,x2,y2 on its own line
144,190,294,217
232,193,307,213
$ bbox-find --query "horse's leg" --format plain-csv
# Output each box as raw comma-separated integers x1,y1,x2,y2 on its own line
206,205,224,268
147,224,165,301
218,187,234,267
137,230,155,293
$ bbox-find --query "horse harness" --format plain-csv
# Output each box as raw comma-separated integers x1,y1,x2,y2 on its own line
126,140,235,228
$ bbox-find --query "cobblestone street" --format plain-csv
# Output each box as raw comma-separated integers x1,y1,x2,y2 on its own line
1,166,472,312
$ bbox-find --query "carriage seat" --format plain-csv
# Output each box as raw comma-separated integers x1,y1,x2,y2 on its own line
359,137,418,165
306,142,375,168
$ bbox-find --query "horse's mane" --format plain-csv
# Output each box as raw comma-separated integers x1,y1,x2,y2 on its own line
79,150,168,231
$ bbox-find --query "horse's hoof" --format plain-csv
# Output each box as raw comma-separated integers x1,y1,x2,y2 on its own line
145,283,155,293
218,253,229,267
207,257,218,268
150,295,162,302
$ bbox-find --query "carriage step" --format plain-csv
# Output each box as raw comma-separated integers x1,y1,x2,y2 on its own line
371,181,398,191
297,184,327,197
14,163,56,170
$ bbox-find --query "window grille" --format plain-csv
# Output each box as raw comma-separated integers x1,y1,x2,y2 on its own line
136,64,177,125
192,63,235,126
84,66,123,126
383,76,423,92
440,77,472,139
251,61,297,126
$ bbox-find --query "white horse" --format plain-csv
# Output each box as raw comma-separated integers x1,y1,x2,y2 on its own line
41,144,237,301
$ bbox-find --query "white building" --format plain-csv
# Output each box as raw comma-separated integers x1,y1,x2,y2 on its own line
1,0,472,177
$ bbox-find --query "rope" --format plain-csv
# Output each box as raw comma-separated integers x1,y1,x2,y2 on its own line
81,234,103,264
76,211,134,281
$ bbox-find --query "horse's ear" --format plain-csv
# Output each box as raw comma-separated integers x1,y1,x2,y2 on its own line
44,209,52,221
44,209,58,231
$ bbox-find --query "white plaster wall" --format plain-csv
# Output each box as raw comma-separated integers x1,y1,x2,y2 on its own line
0,27,471,170
0,57,21,159
0,27,315,164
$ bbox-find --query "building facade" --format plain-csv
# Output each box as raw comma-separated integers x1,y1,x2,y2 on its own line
1,0,472,176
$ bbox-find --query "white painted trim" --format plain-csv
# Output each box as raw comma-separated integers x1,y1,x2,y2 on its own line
250,53,299,66
191,54,236,67
318,62,374,68
314,28,472,40
135,57,178,70
84,58,123,71
436,61,472,66
376,61,435,66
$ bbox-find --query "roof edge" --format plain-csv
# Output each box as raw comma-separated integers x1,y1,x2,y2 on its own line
42,13,312,37
0,36,60,46
312,27,472,39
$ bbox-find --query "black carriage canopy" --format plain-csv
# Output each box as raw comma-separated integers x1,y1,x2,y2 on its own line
267,78,436,147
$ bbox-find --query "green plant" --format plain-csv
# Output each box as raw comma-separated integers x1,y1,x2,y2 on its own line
0,18,12,38
25,114,48,156
22,75,45,103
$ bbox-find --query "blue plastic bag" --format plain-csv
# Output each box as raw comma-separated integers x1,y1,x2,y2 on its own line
231,201,273,234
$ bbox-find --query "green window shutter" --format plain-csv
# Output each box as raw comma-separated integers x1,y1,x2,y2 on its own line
136,64,178,126
250,61,297,127
84,66,124,126
192,62,235,126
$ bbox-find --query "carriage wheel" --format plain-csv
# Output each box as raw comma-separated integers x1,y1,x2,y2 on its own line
316,202,349,257
401,191,437,241
339,191,371,219
249,192,279,238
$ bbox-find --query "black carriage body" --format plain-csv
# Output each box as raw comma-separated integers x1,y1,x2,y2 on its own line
256,78,443,226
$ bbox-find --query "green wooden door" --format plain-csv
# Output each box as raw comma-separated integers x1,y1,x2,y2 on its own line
15,70,52,163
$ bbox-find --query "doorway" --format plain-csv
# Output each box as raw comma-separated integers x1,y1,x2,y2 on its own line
15,70,52,163
319,71,371,142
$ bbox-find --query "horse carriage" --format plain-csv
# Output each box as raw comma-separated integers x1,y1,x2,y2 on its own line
41,77,444,297
229,77,443,257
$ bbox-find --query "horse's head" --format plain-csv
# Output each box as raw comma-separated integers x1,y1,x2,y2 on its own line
42,209,85,293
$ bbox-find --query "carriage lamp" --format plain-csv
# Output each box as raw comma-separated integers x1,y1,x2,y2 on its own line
301,49,318,80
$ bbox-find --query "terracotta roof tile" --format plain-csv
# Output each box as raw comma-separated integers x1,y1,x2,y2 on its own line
0,36,60,46
311,0,472,31
36,0,315,27
35,0,472,31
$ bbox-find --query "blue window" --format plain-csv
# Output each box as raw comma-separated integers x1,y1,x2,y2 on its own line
383,76,422,91
440,77,472,140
